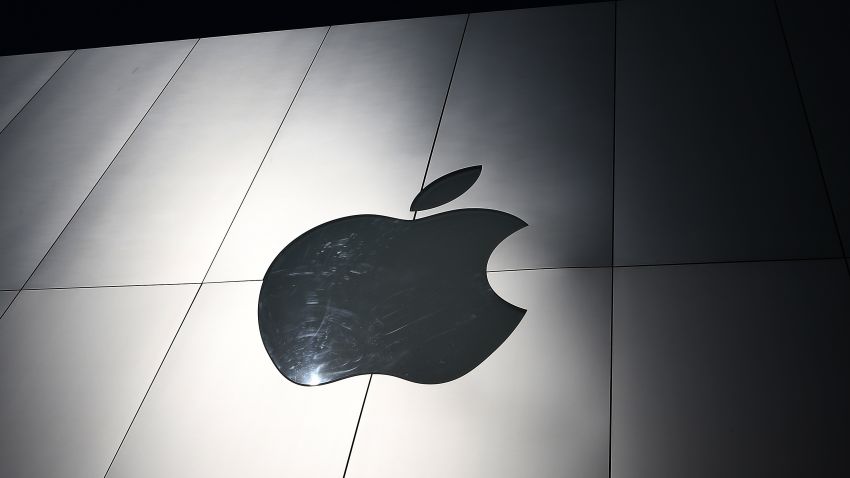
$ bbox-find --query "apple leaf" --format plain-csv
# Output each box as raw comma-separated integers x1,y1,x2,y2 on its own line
410,165,482,212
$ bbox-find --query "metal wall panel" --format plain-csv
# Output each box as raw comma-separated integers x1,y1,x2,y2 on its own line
614,0,841,265
1,4,844,477
105,282,369,477
0,41,195,290
205,16,467,282
0,50,71,131
419,4,615,270
612,260,850,477
0,285,197,478
28,29,327,288
346,268,611,478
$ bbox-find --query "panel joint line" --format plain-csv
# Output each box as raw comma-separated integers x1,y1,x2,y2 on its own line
413,14,470,221
608,3,618,478
771,0,849,279
342,374,373,477
0,49,76,139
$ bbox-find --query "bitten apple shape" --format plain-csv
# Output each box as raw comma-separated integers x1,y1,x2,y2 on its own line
258,165,527,385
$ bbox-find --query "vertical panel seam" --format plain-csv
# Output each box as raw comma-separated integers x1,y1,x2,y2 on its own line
412,14,470,221
609,2,617,478
100,282,203,478
0,49,76,138
342,375,373,478
0,49,75,316
198,26,331,285
771,0,850,280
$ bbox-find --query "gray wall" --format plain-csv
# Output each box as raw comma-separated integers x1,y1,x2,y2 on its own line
0,1,846,477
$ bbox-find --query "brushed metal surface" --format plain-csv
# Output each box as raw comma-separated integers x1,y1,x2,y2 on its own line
419,4,615,270
205,15,467,282
0,41,195,290
28,29,327,288
105,282,370,478
612,260,850,477
0,50,71,131
345,268,611,478
0,285,197,478
614,0,841,265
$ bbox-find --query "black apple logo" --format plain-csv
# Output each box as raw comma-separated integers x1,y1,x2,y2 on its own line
258,165,527,385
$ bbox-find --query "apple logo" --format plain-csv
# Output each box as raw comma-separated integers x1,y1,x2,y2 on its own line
258,165,527,386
